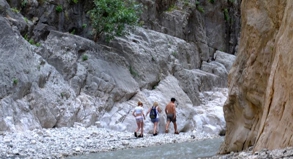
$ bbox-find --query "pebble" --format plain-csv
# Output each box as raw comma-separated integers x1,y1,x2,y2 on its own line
0,126,219,159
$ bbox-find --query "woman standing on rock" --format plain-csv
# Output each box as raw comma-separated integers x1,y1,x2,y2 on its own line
146,102,162,136
132,101,145,138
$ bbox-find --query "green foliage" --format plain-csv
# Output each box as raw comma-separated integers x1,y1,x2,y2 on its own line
60,92,64,98
24,34,28,40
82,54,88,61
29,39,41,46
21,0,28,7
167,4,176,12
183,0,190,7
24,34,40,46
88,0,141,41
28,39,34,44
195,1,204,13
11,7,20,13
23,17,28,23
229,0,235,3
223,8,230,23
208,0,215,4
70,29,76,34
129,65,138,77
56,5,63,13
195,0,200,5
82,24,87,28
72,0,78,4
172,51,178,57
197,5,204,13
12,78,18,85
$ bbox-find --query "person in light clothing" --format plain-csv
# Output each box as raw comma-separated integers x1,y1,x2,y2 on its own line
132,101,145,138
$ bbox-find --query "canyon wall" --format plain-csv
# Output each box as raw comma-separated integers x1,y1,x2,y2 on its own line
0,0,237,134
220,0,293,153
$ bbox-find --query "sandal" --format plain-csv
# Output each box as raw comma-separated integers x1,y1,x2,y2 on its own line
134,132,137,137
138,134,143,138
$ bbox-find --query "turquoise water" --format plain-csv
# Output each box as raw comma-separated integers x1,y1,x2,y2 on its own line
67,137,224,159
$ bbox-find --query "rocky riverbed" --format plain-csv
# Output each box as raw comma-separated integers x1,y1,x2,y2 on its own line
1,124,293,159
0,125,220,159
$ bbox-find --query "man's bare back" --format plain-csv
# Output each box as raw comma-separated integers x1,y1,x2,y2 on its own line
165,102,175,114
165,98,179,134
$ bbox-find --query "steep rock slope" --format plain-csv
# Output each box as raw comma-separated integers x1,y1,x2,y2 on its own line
8,0,241,55
220,0,293,153
138,0,241,54
0,0,235,134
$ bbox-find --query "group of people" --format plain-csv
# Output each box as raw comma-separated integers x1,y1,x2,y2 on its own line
132,98,179,138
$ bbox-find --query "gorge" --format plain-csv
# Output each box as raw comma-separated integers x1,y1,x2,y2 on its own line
2,0,293,158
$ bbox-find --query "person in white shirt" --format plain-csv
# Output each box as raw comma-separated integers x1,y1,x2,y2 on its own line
132,101,145,137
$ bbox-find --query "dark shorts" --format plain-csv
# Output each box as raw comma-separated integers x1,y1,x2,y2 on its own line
151,118,159,123
167,114,176,123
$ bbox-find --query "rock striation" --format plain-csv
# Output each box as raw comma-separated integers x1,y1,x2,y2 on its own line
0,0,235,137
220,0,293,154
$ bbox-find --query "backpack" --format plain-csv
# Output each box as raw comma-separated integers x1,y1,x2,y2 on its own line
149,106,157,119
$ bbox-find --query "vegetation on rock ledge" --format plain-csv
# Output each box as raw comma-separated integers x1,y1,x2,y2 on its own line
88,0,141,42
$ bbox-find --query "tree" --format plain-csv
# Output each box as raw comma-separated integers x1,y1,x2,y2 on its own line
88,0,141,42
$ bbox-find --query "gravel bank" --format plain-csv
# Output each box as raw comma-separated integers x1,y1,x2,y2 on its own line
0,125,220,159
2,125,291,159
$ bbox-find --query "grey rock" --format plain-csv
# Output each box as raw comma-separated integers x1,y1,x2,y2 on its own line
0,2,235,138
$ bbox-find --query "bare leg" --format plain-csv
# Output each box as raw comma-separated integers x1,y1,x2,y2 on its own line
153,122,158,134
136,121,140,132
173,122,178,133
165,121,170,133
140,122,144,135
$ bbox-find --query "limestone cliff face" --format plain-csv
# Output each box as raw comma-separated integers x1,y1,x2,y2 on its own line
138,0,241,55
220,0,293,153
8,0,241,56
0,0,235,133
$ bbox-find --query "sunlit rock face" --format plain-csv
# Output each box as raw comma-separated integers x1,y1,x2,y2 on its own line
220,0,293,153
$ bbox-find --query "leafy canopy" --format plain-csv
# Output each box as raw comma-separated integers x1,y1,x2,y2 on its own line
88,0,141,41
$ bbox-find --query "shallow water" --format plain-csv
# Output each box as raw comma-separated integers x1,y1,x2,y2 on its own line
67,137,224,159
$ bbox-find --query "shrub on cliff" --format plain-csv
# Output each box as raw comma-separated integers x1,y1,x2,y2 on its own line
88,0,141,42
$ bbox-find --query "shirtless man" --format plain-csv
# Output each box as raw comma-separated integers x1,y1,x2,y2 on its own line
165,98,179,134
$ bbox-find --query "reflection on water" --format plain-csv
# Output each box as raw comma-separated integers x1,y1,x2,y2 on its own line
67,137,224,159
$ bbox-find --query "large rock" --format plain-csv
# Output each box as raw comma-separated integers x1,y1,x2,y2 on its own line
0,15,77,131
0,0,235,134
138,0,241,54
6,0,241,56
100,75,228,135
220,0,292,154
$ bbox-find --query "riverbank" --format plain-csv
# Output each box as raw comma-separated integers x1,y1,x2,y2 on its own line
1,125,293,159
0,125,220,159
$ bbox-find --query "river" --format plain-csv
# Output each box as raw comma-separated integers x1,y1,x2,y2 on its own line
67,137,224,159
